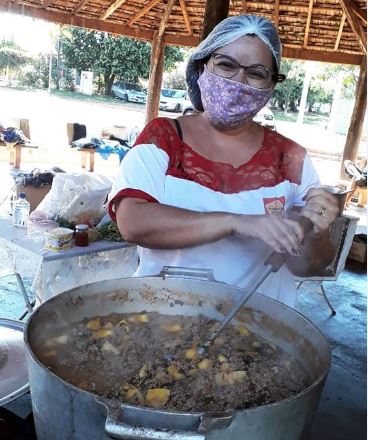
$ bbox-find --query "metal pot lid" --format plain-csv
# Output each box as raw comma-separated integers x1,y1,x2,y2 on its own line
0,319,29,406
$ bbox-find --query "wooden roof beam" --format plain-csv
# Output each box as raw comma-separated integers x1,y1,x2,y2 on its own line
157,0,176,37
42,0,53,8
129,0,161,26
100,0,127,20
303,0,314,48
274,0,280,28
338,0,367,53
242,0,247,13
335,13,346,51
0,1,154,40
73,0,89,15
178,0,192,35
352,5,367,26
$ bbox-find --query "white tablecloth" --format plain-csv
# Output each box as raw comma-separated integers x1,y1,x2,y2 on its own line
0,216,138,302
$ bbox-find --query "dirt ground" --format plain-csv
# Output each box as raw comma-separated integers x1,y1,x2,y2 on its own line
0,86,364,186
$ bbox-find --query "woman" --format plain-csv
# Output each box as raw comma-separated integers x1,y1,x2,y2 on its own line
109,15,338,307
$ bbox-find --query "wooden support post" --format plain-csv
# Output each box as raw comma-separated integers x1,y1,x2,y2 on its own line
201,0,230,40
340,58,367,179
145,0,176,124
145,31,165,124
14,145,22,169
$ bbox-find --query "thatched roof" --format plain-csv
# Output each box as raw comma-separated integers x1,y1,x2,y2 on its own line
0,0,366,64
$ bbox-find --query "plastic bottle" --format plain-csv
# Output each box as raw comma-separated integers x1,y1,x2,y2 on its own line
12,192,30,228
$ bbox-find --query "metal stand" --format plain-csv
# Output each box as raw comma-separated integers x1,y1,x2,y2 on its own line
14,272,35,320
296,280,336,315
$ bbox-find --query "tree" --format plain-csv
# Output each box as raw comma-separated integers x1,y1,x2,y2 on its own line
272,59,304,113
0,40,29,83
61,27,184,95
18,54,50,89
163,69,187,90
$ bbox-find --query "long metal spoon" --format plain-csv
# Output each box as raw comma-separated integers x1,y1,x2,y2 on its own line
197,217,314,356
196,251,285,355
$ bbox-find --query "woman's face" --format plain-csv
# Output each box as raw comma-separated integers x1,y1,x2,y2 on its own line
208,35,275,88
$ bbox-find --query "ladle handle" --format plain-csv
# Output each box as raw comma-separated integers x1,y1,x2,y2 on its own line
265,216,314,272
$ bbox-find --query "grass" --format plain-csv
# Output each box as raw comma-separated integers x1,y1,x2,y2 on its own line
50,89,123,105
273,110,329,127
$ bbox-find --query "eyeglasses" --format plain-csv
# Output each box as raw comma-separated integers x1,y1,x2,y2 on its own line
209,53,286,89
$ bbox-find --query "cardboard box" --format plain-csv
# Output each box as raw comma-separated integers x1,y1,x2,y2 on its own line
348,235,367,264
15,185,51,212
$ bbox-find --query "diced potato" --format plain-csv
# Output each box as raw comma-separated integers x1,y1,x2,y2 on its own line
167,363,185,380
217,354,227,363
92,329,112,339
45,349,56,357
139,364,149,379
102,322,113,330
128,314,149,323
101,341,120,355
118,319,129,330
43,339,55,349
53,335,68,345
77,381,89,390
86,318,101,330
164,324,182,333
145,388,170,408
123,384,144,404
219,363,231,372
237,325,251,336
215,370,247,386
198,359,213,370
185,347,198,360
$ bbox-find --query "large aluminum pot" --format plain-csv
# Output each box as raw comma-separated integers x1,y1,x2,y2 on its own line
24,267,330,440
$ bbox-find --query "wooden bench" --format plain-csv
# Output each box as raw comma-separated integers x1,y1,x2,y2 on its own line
67,123,129,172
0,119,38,169
67,123,96,172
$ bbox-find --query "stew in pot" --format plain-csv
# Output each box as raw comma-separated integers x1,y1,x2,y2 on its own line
36,312,312,412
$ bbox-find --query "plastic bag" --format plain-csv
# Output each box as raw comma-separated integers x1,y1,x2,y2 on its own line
36,173,112,226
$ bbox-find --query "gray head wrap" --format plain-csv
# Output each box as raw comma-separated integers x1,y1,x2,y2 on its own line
186,15,282,111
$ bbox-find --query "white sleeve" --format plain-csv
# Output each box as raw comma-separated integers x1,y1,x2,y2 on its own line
111,144,169,203
293,154,321,206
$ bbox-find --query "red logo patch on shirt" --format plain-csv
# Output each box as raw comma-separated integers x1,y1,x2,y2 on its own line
263,197,285,216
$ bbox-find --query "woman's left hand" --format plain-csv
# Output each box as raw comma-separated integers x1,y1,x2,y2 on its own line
300,188,339,232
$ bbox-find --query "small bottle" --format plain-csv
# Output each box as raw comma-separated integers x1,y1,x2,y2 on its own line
75,224,89,247
12,192,30,228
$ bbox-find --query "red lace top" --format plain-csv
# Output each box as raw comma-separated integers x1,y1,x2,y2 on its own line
133,117,306,194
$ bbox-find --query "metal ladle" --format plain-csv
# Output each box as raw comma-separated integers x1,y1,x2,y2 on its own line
197,216,315,355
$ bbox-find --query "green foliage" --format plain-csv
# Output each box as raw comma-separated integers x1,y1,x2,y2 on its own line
0,40,29,73
163,70,187,90
18,55,50,89
61,27,184,95
272,59,304,112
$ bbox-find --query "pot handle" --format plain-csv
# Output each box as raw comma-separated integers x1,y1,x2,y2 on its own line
159,266,216,282
104,411,206,440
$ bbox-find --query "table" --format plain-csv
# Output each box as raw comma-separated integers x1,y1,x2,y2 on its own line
0,142,39,169
0,216,138,305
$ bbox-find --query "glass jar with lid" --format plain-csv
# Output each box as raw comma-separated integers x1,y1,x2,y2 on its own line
74,224,89,247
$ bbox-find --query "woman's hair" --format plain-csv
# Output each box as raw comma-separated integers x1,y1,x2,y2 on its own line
186,15,282,112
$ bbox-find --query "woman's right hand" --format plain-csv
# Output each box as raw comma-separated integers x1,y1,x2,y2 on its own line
233,214,304,256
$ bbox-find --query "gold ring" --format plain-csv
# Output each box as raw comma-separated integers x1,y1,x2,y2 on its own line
317,206,326,216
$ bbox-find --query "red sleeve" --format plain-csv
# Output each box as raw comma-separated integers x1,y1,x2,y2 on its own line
133,117,177,157
108,189,158,222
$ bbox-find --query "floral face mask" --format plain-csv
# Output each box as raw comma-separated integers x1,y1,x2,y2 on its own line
197,68,273,130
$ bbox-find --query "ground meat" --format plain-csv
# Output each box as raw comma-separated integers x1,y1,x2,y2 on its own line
35,312,312,412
